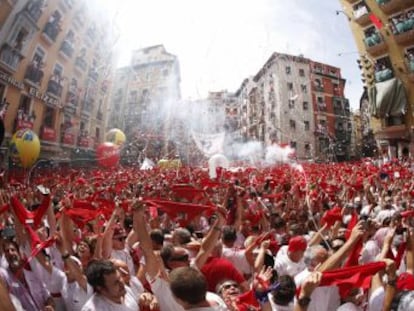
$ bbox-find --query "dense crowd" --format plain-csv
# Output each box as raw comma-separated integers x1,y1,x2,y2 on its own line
1,157,414,310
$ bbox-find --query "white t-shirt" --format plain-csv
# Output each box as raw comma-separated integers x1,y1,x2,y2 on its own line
81,290,138,311
294,268,340,311
150,276,228,311
274,245,306,277
221,246,252,276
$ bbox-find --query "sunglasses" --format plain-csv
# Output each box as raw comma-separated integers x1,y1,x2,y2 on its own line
220,282,238,291
113,236,127,242
170,254,189,262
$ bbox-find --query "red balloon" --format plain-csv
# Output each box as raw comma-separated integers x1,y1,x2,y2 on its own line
96,142,120,168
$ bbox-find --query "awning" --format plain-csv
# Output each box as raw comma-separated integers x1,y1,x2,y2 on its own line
368,78,407,118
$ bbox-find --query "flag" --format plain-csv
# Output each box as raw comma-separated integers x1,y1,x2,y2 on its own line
369,14,383,29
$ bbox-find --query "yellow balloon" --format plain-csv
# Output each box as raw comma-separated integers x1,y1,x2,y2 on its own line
9,129,41,168
105,128,126,146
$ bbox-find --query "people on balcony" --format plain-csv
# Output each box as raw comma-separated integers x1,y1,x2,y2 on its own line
374,63,393,82
364,28,381,47
24,59,44,84
26,0,45,22
390,10,414,34
405,51,414,71
47,72,64,97
43,11,62,41
353,3,368,19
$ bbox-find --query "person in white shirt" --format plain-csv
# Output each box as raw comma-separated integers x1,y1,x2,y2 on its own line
221,226,254,279
274,236,307,277
82,259,138,311
294,245,340,311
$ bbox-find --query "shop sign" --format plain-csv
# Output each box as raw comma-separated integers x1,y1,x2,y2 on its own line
63,132,75,145
0,71,25,90
16,119,33,130
41,127,56,142
29,87,60,107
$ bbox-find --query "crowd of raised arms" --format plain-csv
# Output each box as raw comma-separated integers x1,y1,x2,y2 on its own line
1,157,414,311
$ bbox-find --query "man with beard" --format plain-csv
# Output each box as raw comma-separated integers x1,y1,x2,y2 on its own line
0,239,54,311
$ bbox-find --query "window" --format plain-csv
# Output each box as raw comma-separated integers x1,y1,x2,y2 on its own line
95,127,100,140
32,46,46,64
303,101,309,110
288,100,295,109
289,120,296,129
304,121,310,131
285,66,291,74
299,69,305,77
162,69,168,76
290,141,297,149
301,84,307,93
317,96,324,103
53,63,63,76
287,82,293,90
18,94,30,114
44,106,55,127
305,143,310,151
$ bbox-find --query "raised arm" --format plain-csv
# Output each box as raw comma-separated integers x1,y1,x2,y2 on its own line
317,221,364,272
194,207,226,269
133,201,162,279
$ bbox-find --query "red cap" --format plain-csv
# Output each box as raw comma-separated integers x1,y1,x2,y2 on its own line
397,272,414,291
288,236,307,253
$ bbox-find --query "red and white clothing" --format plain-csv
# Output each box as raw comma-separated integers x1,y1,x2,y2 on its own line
274,245,306,277
294,268,340,311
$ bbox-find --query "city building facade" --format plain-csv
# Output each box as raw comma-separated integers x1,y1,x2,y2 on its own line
235,52,350,161
0,0,114,162
108,45,181,161
339,0,414,158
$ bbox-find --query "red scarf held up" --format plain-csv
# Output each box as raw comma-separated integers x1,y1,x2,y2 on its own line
11,195,51,229
144,199,216,226
320,261,386,298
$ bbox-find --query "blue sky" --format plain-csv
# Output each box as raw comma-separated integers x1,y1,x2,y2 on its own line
99,0,363,110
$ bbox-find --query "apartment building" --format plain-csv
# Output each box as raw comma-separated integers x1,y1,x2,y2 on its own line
0,0,114,161
108,45,181,159
338,0,414,158
235,52,350,161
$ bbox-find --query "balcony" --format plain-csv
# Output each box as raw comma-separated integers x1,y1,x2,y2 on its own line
375,68,394,82
46,78,63,98
353,6,371,27
364,33,388,56
401,0,414,9
0,43,24,72
395,29,414,47
88,69,99,82
42,22,60,43
59,40,74,59
377,0,401,15
314,85,324,92
24,62,44,85
26,1,44,23
407,59,414,82
75,57,87,72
